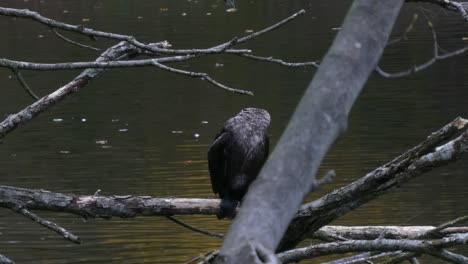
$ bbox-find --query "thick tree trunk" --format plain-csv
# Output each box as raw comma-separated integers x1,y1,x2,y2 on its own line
216,1,405,263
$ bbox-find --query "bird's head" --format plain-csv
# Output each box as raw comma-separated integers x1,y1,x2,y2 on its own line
239,108,271,128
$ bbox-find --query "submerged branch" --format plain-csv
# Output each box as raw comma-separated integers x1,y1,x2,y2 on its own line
279,117,468,250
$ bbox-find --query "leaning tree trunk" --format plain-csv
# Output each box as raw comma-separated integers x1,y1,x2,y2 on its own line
216,1,405,263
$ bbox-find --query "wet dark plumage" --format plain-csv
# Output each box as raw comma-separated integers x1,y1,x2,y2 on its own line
208,108,270,219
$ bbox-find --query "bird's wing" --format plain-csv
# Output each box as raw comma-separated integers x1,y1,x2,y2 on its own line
241,134,270,179
208,131,231,196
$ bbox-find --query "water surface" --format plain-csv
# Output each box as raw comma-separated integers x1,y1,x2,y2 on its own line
0,1,468,263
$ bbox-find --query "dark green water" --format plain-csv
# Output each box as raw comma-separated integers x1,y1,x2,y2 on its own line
0,0,468,263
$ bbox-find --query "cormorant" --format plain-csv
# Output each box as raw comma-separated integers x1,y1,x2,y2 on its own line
208,108,271,219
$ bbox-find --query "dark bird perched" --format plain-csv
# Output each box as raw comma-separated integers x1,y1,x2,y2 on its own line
208,108,271,219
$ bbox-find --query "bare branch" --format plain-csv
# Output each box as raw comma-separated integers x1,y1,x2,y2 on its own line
315,225,468,241
316,170,336,187
429,215,468,235
323,252,402,264
0,55,211,71
150,60,253,95
10,68,39,100
192,250,219,264
383,215,468,263
279,117,468,250
234,9,306,45
433,250,468,264
378,20,468,78
277,234,468,263
0,7,305,56
0,41,144,140
0,185,220,218
11,206,81,244
406,0,468,21
0,56,253,95
239,53,319,68
51,28,100,51
387,13,419,46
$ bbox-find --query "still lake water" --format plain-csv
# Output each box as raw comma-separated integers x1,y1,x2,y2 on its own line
0,0,468,263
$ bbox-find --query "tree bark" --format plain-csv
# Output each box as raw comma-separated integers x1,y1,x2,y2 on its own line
216,1,405,262
315,225,468,240
0,186,219,218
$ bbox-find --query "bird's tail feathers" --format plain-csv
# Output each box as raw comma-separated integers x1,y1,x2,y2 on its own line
217,198,238,219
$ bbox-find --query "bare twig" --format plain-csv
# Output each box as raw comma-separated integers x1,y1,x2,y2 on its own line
166,216,224,238
387,13,419,46
10,68,39,100
406,0,468,21
234,9,306,45
150,60,253,95
11,206,80,244
377,21,468,78
0,7,306,56
316,170,336,187
239,53,319,68
51,28,100,51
